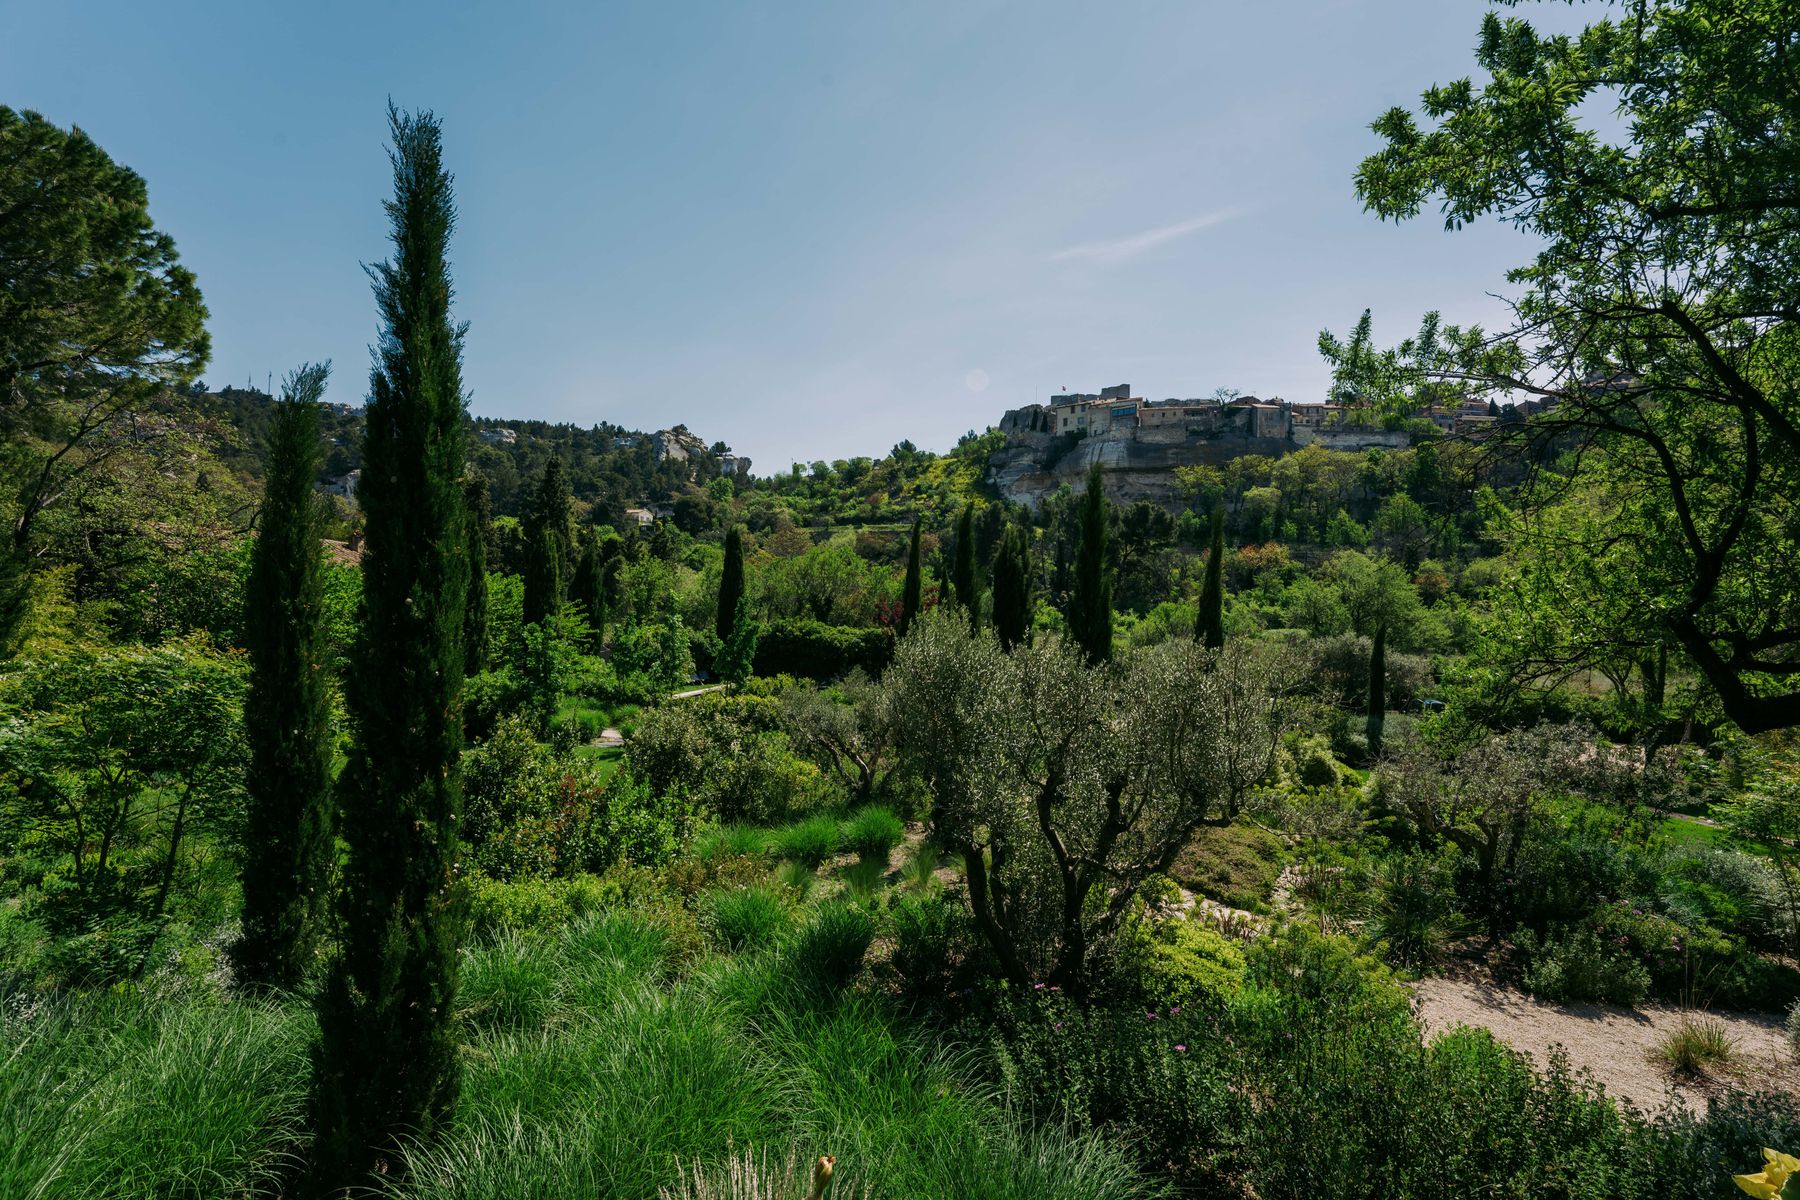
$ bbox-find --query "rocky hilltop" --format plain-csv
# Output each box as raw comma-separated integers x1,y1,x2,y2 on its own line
984,386,1410,509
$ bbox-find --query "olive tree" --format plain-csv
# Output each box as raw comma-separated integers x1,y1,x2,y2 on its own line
887,611,1299,992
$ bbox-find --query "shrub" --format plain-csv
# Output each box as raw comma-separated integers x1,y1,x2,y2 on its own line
842,805,905,860
1244,924,1410,1027
1517,924,1652,1005
460,871,624,939
704,885,790,951
1368,848,1460,969
1655,1014,1736,1074
771,814,842,868
752,619,892,681
890,893,982,1011
1169,823,1285,912
1130,914,1247,1004
787,903,875,989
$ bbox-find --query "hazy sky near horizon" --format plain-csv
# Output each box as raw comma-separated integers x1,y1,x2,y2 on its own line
4,1,1584,471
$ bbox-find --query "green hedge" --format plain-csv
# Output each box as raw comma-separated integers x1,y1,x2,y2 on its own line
751,618,892,680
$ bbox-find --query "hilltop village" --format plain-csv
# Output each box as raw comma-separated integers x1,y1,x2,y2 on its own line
985,383,1534,507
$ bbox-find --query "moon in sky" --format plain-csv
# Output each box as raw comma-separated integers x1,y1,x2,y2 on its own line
964,368,990,393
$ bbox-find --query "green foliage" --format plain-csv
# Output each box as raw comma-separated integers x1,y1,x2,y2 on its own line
627,693,828,825
1343,0,1800,734
0,992,311,1199
1196,507,1225,650
990,522,1031,652
770,813,842,867
0,105,211,571
463,472,492,674
1517,923,1653,1006
1654,1014,1735,1074
1170,823,1287,913
787,900,875,989
313,105,471,1186
235,364,335,992
899,516,924,637
751,618,891,681
703,883,790,950
713,596,760,686
1131,914,1248,1004
843,804,905,860
950,503,981,629
1368,847,1460,969
1067,465,1112,664
522,456,571,628
1366,621,1387,758
612,618,694,690
0,639,246,951
716,526,745,643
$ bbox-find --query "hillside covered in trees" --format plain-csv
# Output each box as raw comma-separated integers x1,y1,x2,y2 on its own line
2,2,1799,1198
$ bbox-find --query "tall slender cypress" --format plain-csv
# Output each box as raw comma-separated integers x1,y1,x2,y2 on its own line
1366,622,1388,759
898,517,924,637
463,472,491,676
571,530,607,652
522,455,570,627
991,524,1032,652
952,503,981,630
312,106,470,1189
1196,507,1225,650
234,362,334,993
717,526,745,643
1069,464,1113,664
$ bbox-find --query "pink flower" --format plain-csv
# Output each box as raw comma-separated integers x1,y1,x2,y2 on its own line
1033,982,1046,989
1169,1005,1182,1015
1174,1043,1188,1053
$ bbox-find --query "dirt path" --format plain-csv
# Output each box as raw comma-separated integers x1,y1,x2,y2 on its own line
591,684,729,747
1410,976,1796,1113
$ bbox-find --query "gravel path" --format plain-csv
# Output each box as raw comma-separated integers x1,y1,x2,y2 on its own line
1411,976,1796,1113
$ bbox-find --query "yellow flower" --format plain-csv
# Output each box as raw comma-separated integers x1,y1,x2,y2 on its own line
1734,1148,1800,1199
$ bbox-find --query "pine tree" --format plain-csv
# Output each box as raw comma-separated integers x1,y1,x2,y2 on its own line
571,530,606,652
717,526,745,643
311,106,470,1189
462,472,491,676
522,455,570,627
1069,464,1113,664
952,503,981,630
898,517,924,637
1366,622,1388,759
991,524,1032,652
234,362,334,993
1195,507,1225,650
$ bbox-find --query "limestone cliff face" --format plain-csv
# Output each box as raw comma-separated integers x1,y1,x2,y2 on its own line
986,403,1293,509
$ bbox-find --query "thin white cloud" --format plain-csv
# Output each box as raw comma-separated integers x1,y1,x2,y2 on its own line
1050,209,1242,264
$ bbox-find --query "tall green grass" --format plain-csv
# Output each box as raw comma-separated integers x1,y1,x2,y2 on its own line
0,991,311,1199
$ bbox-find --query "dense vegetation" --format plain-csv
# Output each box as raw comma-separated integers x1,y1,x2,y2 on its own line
2,2,1798,1197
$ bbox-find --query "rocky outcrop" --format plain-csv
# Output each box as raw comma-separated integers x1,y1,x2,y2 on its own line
986,403,1295,509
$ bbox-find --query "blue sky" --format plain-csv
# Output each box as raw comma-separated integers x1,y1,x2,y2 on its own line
3,1,1582,471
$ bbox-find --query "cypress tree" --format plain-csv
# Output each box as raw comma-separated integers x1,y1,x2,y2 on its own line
1196,507,1225,650
522,455,570,627
571,530,606,652
1366,622,1388,759
312,106,470,1189
991,524,1032,652
1069,464,1113,664
234,362,334,993
952,503,981,629
462,472,491,676
717,526,745,643
898,517,924,637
